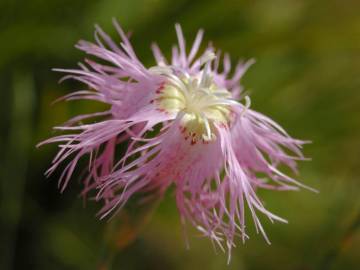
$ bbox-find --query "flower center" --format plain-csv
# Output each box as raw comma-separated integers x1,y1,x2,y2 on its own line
150,52,240,143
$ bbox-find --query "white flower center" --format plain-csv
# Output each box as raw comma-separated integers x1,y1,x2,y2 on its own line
150,52,245,143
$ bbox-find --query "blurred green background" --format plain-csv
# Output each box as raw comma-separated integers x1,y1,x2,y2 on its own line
1,0,359,269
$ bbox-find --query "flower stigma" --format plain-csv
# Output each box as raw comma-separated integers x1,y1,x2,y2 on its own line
150,51,248,144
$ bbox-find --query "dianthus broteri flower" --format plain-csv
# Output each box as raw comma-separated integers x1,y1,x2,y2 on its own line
40,20,314,259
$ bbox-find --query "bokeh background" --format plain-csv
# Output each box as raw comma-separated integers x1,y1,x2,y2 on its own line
1,0,360,269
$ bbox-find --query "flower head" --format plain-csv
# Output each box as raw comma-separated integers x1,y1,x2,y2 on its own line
39,20,314,259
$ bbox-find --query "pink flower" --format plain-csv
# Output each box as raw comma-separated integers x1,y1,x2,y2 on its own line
39,20,315,259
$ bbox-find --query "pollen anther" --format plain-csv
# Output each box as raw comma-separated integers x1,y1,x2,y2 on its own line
152,56,237,142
